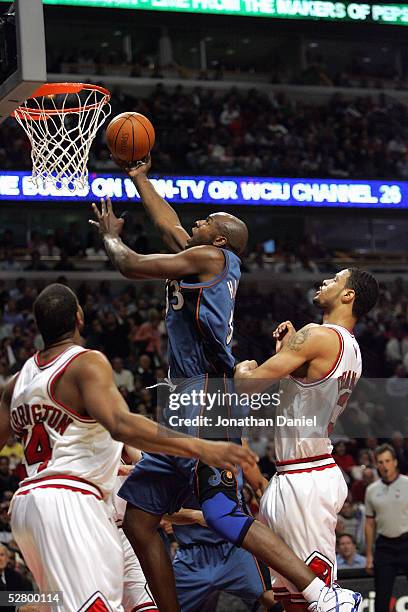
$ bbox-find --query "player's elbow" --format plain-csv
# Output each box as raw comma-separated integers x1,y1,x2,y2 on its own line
108,413,130,443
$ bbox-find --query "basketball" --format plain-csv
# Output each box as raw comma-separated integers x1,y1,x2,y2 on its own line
105,112,155,163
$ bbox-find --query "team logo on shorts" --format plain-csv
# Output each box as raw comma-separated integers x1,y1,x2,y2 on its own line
207,467,235,487
305,552,334,587
221,470,235,486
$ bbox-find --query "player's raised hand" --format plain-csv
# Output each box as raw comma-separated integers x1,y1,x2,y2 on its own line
198,440,258,473
89,197,124,237
273,320,296,353
112,153,152,180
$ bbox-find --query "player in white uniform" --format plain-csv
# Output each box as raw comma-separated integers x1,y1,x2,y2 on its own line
112,452,159,612
236,268,379,611
0,284,257,612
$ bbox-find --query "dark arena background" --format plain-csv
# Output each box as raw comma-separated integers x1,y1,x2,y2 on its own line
0,0,408,610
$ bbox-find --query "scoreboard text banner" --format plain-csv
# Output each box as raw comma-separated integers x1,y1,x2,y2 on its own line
0,171,407,208
1,0,408,25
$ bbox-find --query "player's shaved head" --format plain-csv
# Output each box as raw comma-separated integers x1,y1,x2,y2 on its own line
34,283,79,346
211,213,249,256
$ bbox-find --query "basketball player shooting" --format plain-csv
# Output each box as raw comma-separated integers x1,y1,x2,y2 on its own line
0,284,256,611
91,159,365,612
235,268,379,611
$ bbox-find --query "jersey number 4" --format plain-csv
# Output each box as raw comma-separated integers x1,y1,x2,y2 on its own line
25,423,52,467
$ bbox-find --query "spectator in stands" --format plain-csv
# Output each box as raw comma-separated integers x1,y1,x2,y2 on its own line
134,353,156,389
350,467,376,504
365,443,408,612
333,441,356,477
54,250,76,272
385,328,408,368
0,437,24,470
132,308,162,358
350,448,376,481
391,431,408,475
25,251,48,272
101,312,129,359
0,458,19,498
0,250,21,273
338,497,365,552
112,356,135,393
336,534,366,569
0,544,33,600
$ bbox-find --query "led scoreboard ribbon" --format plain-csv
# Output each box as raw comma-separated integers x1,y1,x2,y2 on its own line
0,171,406,208
3,0,407,26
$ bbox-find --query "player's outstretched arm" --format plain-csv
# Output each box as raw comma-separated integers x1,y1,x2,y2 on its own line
235,325,334,394
114,155,189,253
90,200,223,279
76,351,257,472
0,375,18,451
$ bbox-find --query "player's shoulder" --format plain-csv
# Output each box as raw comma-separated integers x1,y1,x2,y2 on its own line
185,244,225,262
68,349,112,375
297,323,334,341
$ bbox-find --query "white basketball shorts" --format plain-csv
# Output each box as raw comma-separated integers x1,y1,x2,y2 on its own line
119,528,158,612
11,478,124,611
259,454,348,606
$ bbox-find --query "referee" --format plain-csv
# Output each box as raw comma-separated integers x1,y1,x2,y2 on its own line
365,443,408,612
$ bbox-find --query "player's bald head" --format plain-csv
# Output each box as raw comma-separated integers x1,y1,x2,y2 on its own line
211,213,248,256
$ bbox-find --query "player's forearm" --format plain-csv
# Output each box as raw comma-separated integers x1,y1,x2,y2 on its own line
102,234,136,276
114,412,205,459
133,175,187,251
235,368,279,395
103,235,153,279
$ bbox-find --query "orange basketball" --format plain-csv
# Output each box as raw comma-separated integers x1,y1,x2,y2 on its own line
105,112,155,163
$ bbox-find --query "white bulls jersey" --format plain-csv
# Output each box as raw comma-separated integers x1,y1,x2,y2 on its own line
275,324,361,462
259,324,360,605
10,345,122,500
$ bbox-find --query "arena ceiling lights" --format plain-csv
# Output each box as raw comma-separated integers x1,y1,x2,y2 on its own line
4,0,408,26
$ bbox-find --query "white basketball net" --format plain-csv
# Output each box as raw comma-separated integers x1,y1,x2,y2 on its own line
14,85,111,192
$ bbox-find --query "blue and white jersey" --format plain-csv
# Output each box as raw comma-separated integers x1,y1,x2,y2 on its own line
166,249,241,379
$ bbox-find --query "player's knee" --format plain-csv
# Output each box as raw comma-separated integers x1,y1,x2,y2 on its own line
201,492,254,546
123,504,161,545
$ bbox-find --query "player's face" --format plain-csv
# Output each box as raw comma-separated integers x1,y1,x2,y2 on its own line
313,269,351,310
376,451,398,482
186,214,220,249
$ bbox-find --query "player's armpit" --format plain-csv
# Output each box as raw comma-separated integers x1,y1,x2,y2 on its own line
0,374,18,451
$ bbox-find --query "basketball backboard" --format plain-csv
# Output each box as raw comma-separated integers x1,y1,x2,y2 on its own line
0,0,46,124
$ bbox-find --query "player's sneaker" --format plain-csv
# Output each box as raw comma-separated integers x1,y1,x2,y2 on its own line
307,585,362,611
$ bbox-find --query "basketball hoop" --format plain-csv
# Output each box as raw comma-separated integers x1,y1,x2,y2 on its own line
12,83,111,192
